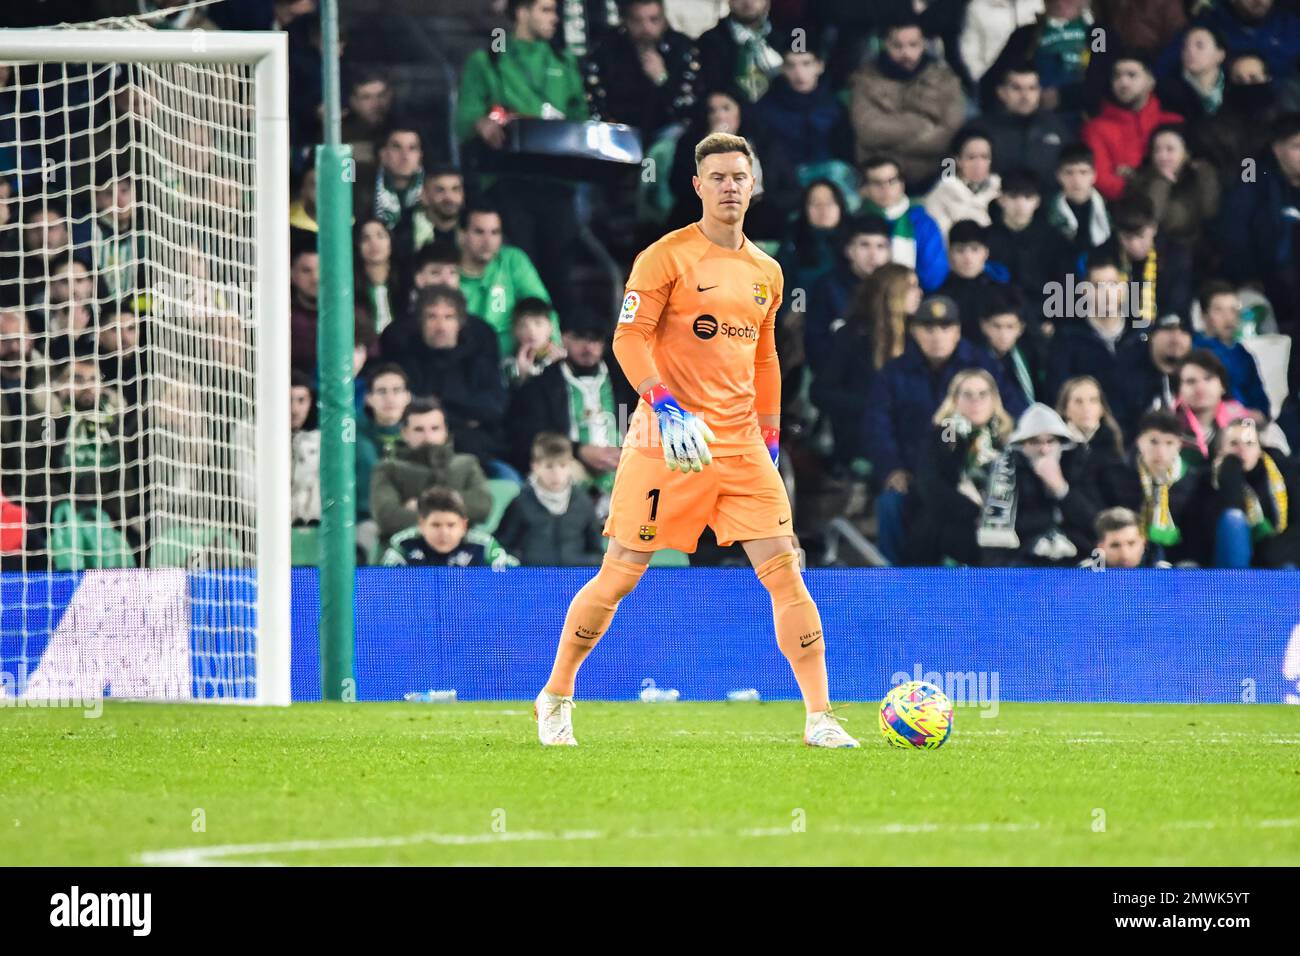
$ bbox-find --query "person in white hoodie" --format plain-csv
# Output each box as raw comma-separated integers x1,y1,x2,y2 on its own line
960,0,1046,84
924,127,1003,238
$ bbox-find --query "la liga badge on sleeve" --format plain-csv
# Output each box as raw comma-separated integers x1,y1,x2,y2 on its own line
619,291,640,323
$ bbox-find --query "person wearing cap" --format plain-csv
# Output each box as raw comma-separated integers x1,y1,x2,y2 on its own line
977,401,1103,566
1081,51,1184,201
1043,252,1143,407
862,292,1011,564
506,309,627,496
1113,311,1192,437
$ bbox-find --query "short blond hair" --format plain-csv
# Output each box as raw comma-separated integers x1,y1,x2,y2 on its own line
694,132,753,171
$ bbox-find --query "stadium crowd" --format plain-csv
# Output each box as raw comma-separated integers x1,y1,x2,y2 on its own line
3,0,1300,570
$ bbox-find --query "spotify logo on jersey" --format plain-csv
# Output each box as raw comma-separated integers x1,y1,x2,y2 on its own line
693,314,719,339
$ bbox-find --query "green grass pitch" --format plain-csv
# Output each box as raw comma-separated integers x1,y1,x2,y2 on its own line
2,701,1298,866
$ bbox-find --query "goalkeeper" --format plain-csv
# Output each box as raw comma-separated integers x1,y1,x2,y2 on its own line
534,132,857,749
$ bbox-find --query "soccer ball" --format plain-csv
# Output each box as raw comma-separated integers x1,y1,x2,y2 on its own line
879,681,954,750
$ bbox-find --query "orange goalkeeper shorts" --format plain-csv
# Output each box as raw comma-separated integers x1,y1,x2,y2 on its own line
603,448,793,552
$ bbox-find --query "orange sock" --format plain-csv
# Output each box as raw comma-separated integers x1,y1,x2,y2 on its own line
755,552,829,713
545,555,647,696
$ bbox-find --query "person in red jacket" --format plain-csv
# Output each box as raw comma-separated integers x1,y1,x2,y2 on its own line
1082,53,1183,200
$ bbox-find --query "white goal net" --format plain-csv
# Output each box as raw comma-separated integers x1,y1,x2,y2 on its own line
0,24,289,704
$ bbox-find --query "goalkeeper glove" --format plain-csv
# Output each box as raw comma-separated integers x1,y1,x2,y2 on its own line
762,425,780,468
644,384,715,472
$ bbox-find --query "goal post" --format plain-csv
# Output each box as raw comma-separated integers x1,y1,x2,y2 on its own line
0,28,290,705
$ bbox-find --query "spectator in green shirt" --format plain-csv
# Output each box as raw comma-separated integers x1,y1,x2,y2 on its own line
457,202,559,358
455,0,588,318
455,0,588,148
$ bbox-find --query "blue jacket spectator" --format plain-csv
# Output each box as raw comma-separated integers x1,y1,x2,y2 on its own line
1194,332,1270,416
1112,317,1193,437
863,201,949,293
750,52,853,169
863,322,1009,485
1044,319,1144,410
1218,122,1300,336
859,155,950,292
804,214,892,376
1156,0,1300,83
1193,279,1271,416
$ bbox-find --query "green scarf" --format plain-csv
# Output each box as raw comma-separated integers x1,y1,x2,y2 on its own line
562,362,617,493
1139,455,1186,546
373,167,423,230
65,400,122,472
1214,452,1290,541
728,17,782,102
860,197,915,241
1183,68,1224,114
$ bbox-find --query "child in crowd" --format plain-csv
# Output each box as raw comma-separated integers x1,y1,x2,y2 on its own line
938,219,1008,344
382,486,518,568
1046,144,1110,265
1132,409,1201,565
495,432,603,566
504,297,566,386
979,287,1039,411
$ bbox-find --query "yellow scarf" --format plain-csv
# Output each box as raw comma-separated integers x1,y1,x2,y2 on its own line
1139,456,1186,546
1214,452,1289,539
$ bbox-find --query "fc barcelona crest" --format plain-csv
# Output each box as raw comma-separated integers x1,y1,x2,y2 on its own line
639,525,657,541
752,283,769,305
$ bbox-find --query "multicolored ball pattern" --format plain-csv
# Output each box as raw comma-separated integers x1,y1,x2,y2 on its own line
879,681,954,750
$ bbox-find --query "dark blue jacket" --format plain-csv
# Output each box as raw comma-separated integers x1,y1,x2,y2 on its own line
805,262,859,376
810,324,876,465
1219,159,1300,329
937,267,1011,344
1112,335,1179,438
1043,321,1143,410
1157,6,1300,81
985,345,1036,418
1193,333,1271,417
750,75,853,168
862,338,1009,484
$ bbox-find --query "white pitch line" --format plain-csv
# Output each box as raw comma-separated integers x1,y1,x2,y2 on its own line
137,829,605,866
135,821,1045,866
136,816,1300,866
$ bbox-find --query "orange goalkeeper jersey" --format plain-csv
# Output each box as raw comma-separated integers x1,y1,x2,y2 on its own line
614,223,784,459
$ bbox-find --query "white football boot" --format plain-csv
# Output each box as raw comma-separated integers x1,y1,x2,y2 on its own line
803,708,860,748
534,689,578,746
